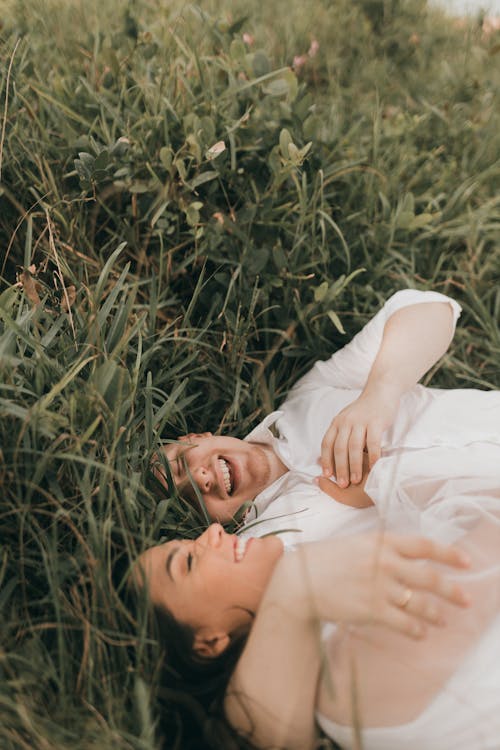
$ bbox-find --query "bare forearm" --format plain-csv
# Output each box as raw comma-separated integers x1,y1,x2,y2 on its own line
321,301,456,483
364,301,455,398
226,560,321,750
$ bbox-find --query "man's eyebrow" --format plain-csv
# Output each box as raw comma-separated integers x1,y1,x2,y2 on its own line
166,546,180,581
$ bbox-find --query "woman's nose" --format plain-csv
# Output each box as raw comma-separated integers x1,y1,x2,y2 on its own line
198,523,223,549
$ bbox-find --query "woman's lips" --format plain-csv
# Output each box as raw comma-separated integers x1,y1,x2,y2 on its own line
234,537,249,562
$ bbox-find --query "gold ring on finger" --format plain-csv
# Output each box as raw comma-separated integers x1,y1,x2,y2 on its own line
398,588,413,609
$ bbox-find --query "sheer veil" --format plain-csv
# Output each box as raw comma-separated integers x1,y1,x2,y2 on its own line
318,443,500,749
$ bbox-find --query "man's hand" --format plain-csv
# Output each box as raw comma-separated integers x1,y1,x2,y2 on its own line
320,383,400,486
321,300,455,487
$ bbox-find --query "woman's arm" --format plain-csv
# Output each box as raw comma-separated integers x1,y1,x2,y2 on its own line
225,564,321,750
321,301,456,487
319,516,500,728
225,533,470,749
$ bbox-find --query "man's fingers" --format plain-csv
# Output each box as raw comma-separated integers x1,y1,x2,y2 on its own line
333,428,351,487
366,426,382,468
320,424,338,476
348,426,366,484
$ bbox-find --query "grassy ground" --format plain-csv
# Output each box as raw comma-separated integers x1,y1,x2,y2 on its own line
0,0,499,748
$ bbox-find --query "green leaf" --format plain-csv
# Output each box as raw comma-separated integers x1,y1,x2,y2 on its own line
395,210,415,229
159,147,173,170
129,182,149,194
78,152,94,168
263,77,290,97
185,201,203,226
409,213,434,229
327,310,346,334
188,171,219,190
279,128,293,159
252,51,271,76
94,150,110,171
186,133,202,162
314,281,329,302
200,116,216,145
174,157,187,181
150,200,170,227
94,242,127,303
401,193,415,213
230,39,246,60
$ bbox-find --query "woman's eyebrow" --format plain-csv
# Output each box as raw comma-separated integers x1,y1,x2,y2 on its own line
166,546,180,581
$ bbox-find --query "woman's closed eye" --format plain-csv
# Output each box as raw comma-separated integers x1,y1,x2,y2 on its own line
186,552,194,572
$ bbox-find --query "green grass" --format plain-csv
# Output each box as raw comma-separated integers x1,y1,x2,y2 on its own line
0,0,499,747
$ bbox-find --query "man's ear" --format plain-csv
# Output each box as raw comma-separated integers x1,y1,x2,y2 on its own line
193,630,230,658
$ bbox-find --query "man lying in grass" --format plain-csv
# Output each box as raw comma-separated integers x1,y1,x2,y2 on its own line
151,288,500,546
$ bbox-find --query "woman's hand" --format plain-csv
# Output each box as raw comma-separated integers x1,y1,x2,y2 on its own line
320,384,399,487
282,532,471,640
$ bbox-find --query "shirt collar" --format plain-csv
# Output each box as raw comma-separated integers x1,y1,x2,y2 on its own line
244,410,283,445
242,411,287,521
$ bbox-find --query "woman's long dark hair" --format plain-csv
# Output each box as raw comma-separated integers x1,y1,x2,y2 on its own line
114,533,259,750
151,601,257,750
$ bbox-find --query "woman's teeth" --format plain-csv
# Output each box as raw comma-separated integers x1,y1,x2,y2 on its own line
218,458,232,494
235,537,247,562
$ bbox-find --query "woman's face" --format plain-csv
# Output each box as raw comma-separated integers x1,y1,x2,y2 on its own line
136,524,284,656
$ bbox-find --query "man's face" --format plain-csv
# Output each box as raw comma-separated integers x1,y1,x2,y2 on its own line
152,433,282,522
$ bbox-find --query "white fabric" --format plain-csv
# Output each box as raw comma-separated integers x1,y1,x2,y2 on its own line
240,289,500,749
241,288,498,548
317,615,500,749
316,450,500,749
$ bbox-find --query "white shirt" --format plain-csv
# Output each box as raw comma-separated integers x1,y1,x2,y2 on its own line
240,289,500,547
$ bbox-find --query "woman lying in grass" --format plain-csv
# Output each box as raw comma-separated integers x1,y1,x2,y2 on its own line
135,466,500,750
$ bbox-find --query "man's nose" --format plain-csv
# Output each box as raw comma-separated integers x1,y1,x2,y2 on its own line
192,465,214,494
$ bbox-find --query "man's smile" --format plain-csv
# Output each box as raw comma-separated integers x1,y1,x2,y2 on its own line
153,434,288,522
218,457,233,495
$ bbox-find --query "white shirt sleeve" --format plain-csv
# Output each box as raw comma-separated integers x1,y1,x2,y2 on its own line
291,289,462,392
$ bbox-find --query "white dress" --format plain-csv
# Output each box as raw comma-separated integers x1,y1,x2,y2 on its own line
315,446,500,749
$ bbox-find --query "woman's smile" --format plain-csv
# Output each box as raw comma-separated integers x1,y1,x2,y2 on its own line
136,525,283,644
234,536,250,562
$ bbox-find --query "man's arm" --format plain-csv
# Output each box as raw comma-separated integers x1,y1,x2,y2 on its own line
321,301,456,487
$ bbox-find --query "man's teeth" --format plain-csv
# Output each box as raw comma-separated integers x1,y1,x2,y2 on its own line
218,458,232,494
235,537,247,562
